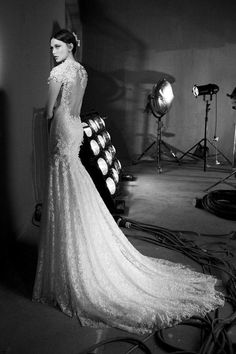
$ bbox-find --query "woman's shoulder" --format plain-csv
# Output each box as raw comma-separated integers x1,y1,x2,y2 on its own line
48,60,87,84
49,62,66,83
65,60,88,81
75,61,88,78
68,60,87,73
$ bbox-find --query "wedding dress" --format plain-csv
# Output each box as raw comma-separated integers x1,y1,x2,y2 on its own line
33,58,224,335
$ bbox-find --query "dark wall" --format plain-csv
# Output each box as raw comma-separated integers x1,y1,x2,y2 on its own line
0,0,65,238
80,0,236,163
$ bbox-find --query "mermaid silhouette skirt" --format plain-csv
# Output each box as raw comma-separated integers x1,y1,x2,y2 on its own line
33,111,224,335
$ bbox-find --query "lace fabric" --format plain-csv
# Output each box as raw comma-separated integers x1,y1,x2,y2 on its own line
33,59,224,335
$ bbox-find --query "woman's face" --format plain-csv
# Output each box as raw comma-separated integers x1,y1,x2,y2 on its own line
50,38,72,63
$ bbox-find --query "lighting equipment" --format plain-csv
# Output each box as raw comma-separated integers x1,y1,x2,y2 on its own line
192,84,219,98
204,90,236,191
149,79,174,118
179,83,230,171
80,111,123,213
227,87,236,110
135,78,177,173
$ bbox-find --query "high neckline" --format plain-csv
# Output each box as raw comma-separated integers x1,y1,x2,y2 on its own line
63,57,75,63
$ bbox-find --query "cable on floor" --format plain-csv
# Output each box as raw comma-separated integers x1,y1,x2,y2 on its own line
115,217,236,354
78,336,152,354
195,189,236,220
76,217,236,354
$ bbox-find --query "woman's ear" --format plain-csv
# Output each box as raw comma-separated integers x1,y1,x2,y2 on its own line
67,43,74,52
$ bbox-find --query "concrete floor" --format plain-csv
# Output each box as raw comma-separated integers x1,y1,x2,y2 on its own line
1,155,236,354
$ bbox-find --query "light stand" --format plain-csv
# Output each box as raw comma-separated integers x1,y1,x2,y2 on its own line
156,117,163,173
204,89,236,191
134,79,178,173
179,84,231,171
135,114,180,173
179,96,211,172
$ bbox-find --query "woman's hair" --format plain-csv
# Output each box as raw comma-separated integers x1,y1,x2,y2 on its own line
51,29,77,55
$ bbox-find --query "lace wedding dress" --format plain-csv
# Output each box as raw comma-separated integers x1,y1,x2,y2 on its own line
33,58,224,335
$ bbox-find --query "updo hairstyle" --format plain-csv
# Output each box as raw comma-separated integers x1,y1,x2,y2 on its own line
51,29,77,55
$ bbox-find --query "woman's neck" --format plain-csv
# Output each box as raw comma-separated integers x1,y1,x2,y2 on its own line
66,53,75,61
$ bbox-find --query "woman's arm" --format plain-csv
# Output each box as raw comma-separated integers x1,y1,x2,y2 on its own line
44,80,62,119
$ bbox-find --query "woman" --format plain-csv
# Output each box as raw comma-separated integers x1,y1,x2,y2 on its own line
33,29,224,334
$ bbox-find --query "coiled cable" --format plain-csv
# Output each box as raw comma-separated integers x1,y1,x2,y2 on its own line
196,190,236,220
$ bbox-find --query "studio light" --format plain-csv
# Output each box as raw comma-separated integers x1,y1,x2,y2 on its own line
90,139,100,156
88,119,99,133
97,134,106,148
149,78,174,118
227,87,236,110
94,116,106,130
103,150,113,165
179,83,227,172
80,111,123,213
227,87,236,99
113,158,122,172
97,157,108,175
84,125,93,138
101,130,111,145
105,177,116,195
192,84,219,98
110,167,119,184
107,144,116,158
137,78,176,173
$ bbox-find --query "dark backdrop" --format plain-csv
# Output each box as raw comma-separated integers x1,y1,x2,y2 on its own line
79,0,236,163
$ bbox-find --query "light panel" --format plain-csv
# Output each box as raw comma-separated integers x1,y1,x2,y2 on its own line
80,112,122,209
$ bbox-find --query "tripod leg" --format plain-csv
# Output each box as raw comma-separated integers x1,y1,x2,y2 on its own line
134,141,156,162
206,139,232,165
161,140,181,164
178,139,205,161
204,170,236,192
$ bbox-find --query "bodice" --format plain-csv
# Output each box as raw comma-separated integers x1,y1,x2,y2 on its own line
48,59,87,164
49,58,88,119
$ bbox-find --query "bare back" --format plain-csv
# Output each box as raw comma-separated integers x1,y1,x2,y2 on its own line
49,59,88,118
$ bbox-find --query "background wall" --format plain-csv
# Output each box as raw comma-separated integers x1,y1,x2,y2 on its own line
80,0,236,164
1,0,236,241
0,0,65,241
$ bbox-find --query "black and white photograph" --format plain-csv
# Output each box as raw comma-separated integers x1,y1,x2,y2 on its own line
1,1,236,353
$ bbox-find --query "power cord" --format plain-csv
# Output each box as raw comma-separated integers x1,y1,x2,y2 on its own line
32,211,236,353
78,336,152,354
195,190,236,220
113,217,236,354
